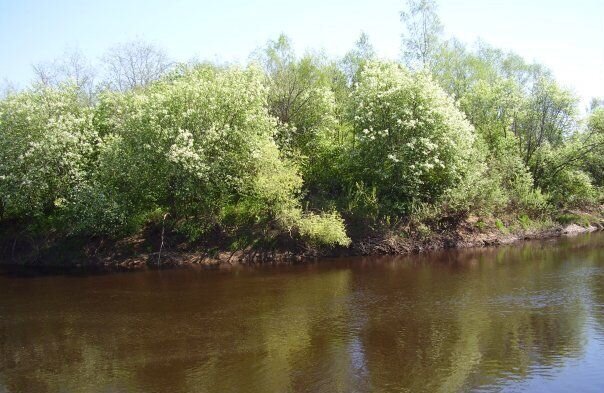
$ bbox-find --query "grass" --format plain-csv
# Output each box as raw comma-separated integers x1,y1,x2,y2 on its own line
495,219,508,234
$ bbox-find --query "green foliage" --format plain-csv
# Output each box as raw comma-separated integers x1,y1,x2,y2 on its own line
475,220,487,231
297,212,351,247
547,169,598,209
518,214,532,230
344,182,381,225
581,109,604,187
347,61,477,215
0,65,349,248
556,213,582,226
443,157,507,216
430,37,584,218
254,35,338,157
489,143,549,216
75,65,290,237
495,219,507,233
2,20,604,258
252,35,353,217
0,84,97,222
341,32,376,84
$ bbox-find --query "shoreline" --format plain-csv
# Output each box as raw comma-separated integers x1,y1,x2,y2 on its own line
1,220,602,274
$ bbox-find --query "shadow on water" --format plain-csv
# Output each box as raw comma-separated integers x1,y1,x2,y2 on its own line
1,232,604,393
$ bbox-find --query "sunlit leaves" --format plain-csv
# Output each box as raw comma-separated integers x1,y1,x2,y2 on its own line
349,61,477,213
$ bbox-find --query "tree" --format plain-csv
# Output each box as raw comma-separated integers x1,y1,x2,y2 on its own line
430,39,579,194
341,32,375,84
101,40,172,91
32,48,96,102
545,108,604,190
513,76,577,182
348,61,478,215
590,97,604,112
0,85,96,222
582,109,604,186
0,79,18,99
400,0,443,70
252,35,337,155
75,65,349,245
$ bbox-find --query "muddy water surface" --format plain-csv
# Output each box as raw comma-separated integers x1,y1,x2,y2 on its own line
1,233,604,393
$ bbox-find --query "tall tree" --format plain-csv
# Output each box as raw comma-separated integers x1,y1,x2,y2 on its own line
590,97,604,112
252,35,337,154
400,0,443,70
341,32,375,84
101,40,172,92
32,48,96,102
0,79,17,99
513,76,577,173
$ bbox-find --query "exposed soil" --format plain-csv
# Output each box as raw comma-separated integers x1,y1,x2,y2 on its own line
2,212,602,273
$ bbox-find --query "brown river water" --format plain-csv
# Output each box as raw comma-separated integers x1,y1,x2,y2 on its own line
1,232,604,393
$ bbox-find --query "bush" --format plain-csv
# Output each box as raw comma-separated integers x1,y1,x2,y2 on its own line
297,211,351,247
547,169,598,208
492,145,549,216
0,84,96,223
347,61,478,216
455,133,548,218
68,65,349,246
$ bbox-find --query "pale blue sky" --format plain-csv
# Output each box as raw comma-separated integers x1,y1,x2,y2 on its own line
1,0,603,107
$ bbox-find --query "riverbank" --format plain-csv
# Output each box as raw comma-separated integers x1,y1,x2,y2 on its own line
1,209,603,272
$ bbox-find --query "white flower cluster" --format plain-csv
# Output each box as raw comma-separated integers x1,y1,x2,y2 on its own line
350,61,477,201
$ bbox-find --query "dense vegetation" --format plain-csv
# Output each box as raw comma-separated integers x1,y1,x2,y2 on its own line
1,0,603,260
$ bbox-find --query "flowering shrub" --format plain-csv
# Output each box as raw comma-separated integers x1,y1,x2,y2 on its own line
348,61,477,214
68,65,349,245
0,85,96,222
1,50,600,254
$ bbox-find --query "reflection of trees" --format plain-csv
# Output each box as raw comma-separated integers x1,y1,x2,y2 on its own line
1,233,603,393
0,268,355,393
578,233,604,334
354,236,599,392
191,268,355,393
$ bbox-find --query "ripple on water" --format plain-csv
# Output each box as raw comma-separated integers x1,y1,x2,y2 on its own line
1,233,604,393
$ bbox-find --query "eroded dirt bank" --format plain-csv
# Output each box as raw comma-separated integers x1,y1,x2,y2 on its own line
2,214,602,272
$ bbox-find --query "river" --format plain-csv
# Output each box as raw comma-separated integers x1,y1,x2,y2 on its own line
1,232,604,393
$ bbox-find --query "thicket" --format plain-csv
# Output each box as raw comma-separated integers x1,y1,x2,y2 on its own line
1,1,603,255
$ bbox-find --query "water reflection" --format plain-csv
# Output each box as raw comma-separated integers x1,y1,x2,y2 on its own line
1,233,604,393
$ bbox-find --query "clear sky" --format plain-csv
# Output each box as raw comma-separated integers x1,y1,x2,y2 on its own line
1,0,603,107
